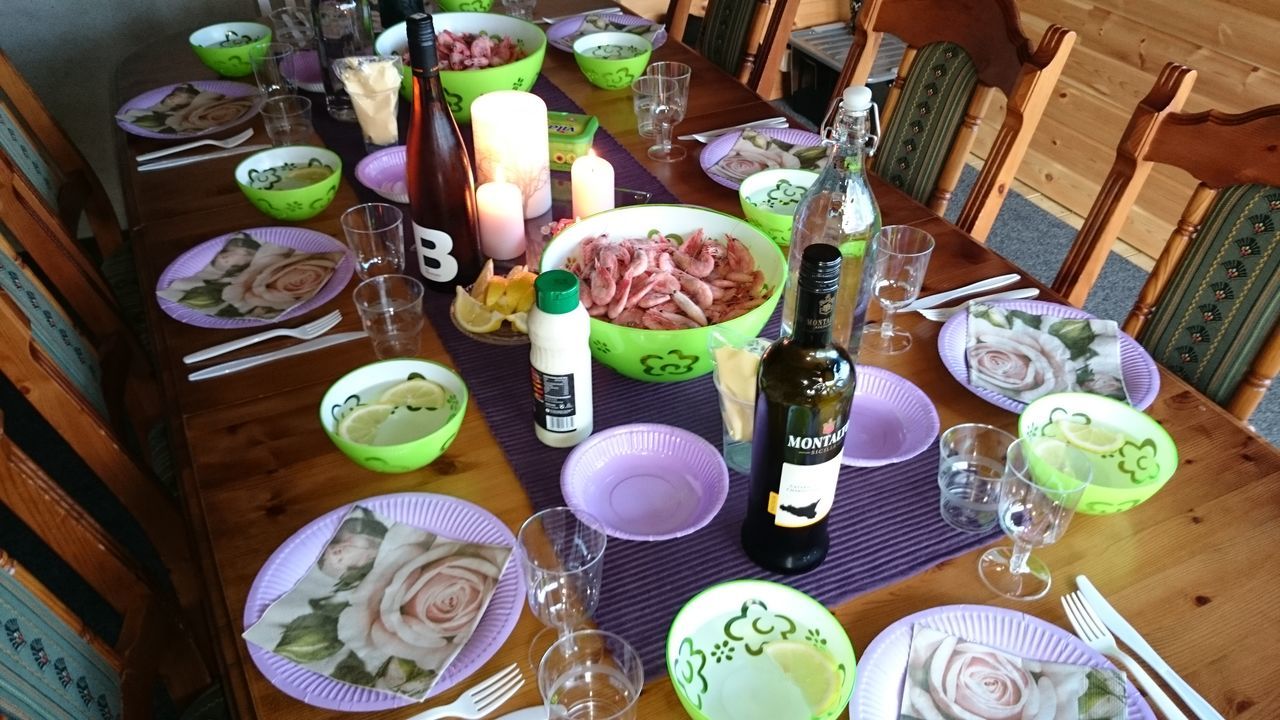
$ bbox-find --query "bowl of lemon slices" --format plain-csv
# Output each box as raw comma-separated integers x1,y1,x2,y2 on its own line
450,260,537,345
320,359,468,473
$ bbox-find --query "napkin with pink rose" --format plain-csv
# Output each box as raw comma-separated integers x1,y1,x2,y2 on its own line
242,506,512,700
899,626,1127,720
708,128,829,184
157,231,343,321
966,303,1128,405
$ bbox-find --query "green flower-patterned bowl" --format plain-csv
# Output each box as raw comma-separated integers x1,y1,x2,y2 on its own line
235,146,342,222
1019,392,1179,515
738,169,819,247
572,32,652,90
375,14,547,123
667,579,856,720
189,22,271,78
320,359,469,474
539,205,786,383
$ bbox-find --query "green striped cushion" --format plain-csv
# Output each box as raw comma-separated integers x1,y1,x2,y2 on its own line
100,244,149,354
0,570,122,720
0,101,61,208
697,0,757,76
874,42,979,205
1137,185,1280,406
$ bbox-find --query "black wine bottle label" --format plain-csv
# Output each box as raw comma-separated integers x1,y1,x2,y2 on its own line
771,414,849,527
413,222,460,282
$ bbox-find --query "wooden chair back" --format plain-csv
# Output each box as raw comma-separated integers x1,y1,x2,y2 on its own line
1053,63,1280,421
832,0,1075,242
664,0,803,98
0,412,212,713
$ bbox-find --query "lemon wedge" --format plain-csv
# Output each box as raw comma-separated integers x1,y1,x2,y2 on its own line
1056,418,1125,454
471,259,495,301
484,275,510,311
379,378,445,409
337,403,394,445
506,311,529,334
507,269,537,313
455,285,504,333
762,640,840,715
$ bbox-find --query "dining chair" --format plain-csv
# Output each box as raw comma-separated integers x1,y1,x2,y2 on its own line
1053,63,1280,422
664,0,804,98
0,411,219,716
831,0,1076,242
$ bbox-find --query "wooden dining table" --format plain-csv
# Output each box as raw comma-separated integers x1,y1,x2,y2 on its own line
114,3,1280,717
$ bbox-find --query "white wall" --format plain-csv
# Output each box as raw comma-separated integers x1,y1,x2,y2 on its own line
2,0,256,223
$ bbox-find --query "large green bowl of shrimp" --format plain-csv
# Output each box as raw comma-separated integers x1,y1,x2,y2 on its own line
541,205,786,382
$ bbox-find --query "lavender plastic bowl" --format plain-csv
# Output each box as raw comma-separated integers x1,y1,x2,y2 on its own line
561,423,729,541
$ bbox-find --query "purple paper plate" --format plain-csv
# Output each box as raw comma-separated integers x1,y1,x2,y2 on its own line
287,49,325,93
938,299,1160,414
851,604,1155,719
698,126,825,191
242,492,526,712
843,365,938,467
546,13,668,53
115,80,261,140
355,145,409,204
155,226,355,329
561,423,729,541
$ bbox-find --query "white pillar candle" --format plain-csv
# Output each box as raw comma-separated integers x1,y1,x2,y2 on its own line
571,150,615,219
476,177,527,261
470,91,552,219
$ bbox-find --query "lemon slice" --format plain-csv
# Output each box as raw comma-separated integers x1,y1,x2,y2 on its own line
456,285,505,333
507,269,537,313
506,311,529,334
762,640,840,715
379,378,445,409
1056,418,1125,454
337,403,394,445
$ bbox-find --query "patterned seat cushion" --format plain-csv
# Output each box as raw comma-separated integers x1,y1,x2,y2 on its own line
100,243,150,355
697,0,757,76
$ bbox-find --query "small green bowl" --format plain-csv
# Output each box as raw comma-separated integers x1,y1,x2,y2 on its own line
667,579,856,720
438,0,494,10
375,14,547,123
739,169,819,247
1019,392,1179,515
189,22,271,78
539,205,785,383
320,359,469,474
236,146,341,222
572,32,652,90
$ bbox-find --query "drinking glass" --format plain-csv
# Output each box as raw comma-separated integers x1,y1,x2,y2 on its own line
937,424,1015,533
517,508,607,668
502,0,537,20
340,203,406,279
270,5,314,48
862,225,935,354
630,76,687,162
333,56,403,152
637,62,691,139
260,95,313,147
978,437,1093,601
352,274,424,358
251,42,297,98
538,630,644,720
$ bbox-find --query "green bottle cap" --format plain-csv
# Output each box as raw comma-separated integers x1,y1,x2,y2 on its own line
535,270,580,314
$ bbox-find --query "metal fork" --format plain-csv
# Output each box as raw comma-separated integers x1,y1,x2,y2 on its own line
407,663,525,720
182,309,342,364
1061,592,1188,719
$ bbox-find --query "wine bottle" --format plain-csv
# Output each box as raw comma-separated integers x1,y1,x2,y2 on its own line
405,12,482,293
742,243,856,574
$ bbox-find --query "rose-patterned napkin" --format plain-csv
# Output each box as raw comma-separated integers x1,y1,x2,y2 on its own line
116,82,254,134
243,506,512,700
157,232,343,321
708,128,829,184
966,303,1128,405
899,627,1127,720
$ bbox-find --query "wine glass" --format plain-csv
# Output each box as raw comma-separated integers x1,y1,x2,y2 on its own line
978,438,1093,601
517,507,608,669
631,75,687,162
862,225,935,354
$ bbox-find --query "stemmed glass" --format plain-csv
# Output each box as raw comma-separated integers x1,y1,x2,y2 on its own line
630,75,688,162
979,438,1093,600
517,507,608,670
862,225,935,354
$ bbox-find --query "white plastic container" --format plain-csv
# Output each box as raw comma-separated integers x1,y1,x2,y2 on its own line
529,270,594,447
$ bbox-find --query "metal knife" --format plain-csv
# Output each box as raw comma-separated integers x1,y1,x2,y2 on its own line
678,116,790,143
138,143,270,172
1076,576,1224,719
188,331,366,381
901,273,1021,311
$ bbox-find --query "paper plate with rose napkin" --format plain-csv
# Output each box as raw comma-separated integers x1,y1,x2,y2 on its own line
937,299,1160,413
115,80,260,139
243,499,519,710
155,227,353,329
700,127,827,190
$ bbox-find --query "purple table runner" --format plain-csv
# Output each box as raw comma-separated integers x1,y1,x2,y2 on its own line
316,76,998,677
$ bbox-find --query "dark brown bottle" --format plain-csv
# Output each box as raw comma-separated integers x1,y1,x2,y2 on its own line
405,13,481,293
742,243,856,574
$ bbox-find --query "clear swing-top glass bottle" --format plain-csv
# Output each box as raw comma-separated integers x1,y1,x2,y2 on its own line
781,85,881,356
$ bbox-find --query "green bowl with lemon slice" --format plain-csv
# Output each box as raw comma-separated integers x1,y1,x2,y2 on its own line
667,579,855,720
1019,392,1178,515
320,359,468,473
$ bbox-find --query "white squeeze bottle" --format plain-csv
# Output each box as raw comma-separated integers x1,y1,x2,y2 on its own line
529,270,594,447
